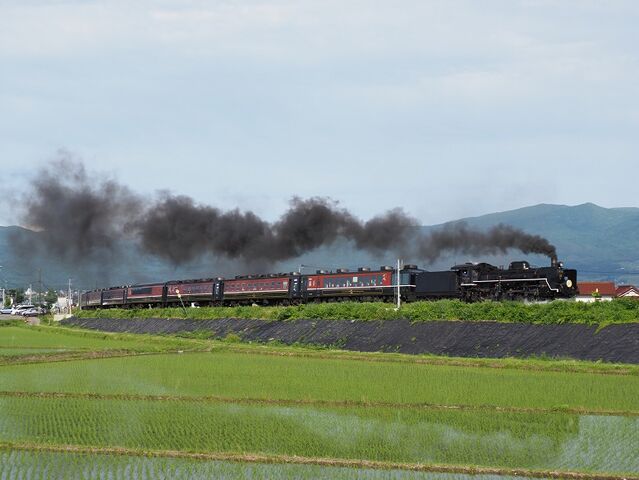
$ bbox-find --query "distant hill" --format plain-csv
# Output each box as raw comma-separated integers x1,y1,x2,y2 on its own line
1,203,638,291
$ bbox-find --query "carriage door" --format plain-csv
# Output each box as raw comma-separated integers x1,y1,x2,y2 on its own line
213,280,224,302
289,275,302,299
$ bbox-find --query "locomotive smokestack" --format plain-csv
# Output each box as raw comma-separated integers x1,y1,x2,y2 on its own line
551,256,558,267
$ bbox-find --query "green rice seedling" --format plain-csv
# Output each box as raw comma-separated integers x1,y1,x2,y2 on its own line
0,397,637,474
2,352,637,412
0,448,545,480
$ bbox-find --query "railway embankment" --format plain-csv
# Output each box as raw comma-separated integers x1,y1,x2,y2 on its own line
62,317,639,364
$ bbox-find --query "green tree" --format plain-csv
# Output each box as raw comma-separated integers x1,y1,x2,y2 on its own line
9,288,25,304
44,289,58,308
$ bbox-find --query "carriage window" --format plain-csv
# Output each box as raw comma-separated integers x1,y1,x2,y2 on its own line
131,287,152,295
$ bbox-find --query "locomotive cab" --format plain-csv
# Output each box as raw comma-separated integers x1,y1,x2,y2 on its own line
391,264,423,297
509,261,530,270
450,263,479,284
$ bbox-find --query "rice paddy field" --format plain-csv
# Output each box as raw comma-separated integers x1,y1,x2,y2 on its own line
1,323,638,479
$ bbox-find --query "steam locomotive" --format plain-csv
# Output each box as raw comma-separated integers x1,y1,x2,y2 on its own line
79,259,578,309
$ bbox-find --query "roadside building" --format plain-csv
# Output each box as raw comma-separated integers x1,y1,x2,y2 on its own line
615,285,639,298
576,282,616,302
54,295,69,313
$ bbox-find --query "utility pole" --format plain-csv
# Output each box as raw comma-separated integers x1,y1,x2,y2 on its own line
0,265,4,307
38,268,42,306
68,279,72,314
396,258,403,310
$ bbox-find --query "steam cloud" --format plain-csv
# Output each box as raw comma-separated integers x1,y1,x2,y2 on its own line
12,158,557,267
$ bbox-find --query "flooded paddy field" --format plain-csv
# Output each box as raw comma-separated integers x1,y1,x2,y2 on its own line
1,323,637,479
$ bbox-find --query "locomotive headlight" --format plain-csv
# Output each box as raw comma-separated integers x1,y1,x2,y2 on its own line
566,279,573,288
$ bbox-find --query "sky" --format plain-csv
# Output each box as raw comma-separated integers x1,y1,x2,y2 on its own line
1,0,638,227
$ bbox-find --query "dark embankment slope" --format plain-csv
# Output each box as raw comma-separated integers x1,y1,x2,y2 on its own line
62,317,639,364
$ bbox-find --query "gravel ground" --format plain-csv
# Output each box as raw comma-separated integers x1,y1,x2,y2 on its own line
62,317,639,364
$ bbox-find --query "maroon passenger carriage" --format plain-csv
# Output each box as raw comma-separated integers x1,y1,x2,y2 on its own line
101,287,126,306
78,286,125,309
165,279,223,307
222,273,303,305
305,266,402,301
83,290,102,308
79,265,421,308
125,283,165,307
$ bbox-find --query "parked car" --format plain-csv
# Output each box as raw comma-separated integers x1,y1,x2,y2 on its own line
20,307,44,317
0,307,13,314
11,304,36,315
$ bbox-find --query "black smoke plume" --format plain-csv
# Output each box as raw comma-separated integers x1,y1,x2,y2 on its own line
418,222,557,263
133,195,416,264
10,154,139,259
13,158,558,267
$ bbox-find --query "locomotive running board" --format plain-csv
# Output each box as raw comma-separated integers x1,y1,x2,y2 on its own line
463,278,560,292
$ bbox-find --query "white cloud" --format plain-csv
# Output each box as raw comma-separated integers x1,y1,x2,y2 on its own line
0,0,637,225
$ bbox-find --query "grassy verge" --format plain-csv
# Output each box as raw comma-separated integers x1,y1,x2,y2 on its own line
0,319,25,327
0,324,213,366
213,341,639,375
74,299,639,324
0,324,209,353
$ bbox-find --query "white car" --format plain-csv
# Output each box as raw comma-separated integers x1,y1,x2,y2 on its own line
0,307,13,314
21,307,44,317
11,305,36,315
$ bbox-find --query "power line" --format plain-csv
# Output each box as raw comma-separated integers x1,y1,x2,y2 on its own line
579,270,639,275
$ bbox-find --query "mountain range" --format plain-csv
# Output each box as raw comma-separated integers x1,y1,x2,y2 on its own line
1,202,638,292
